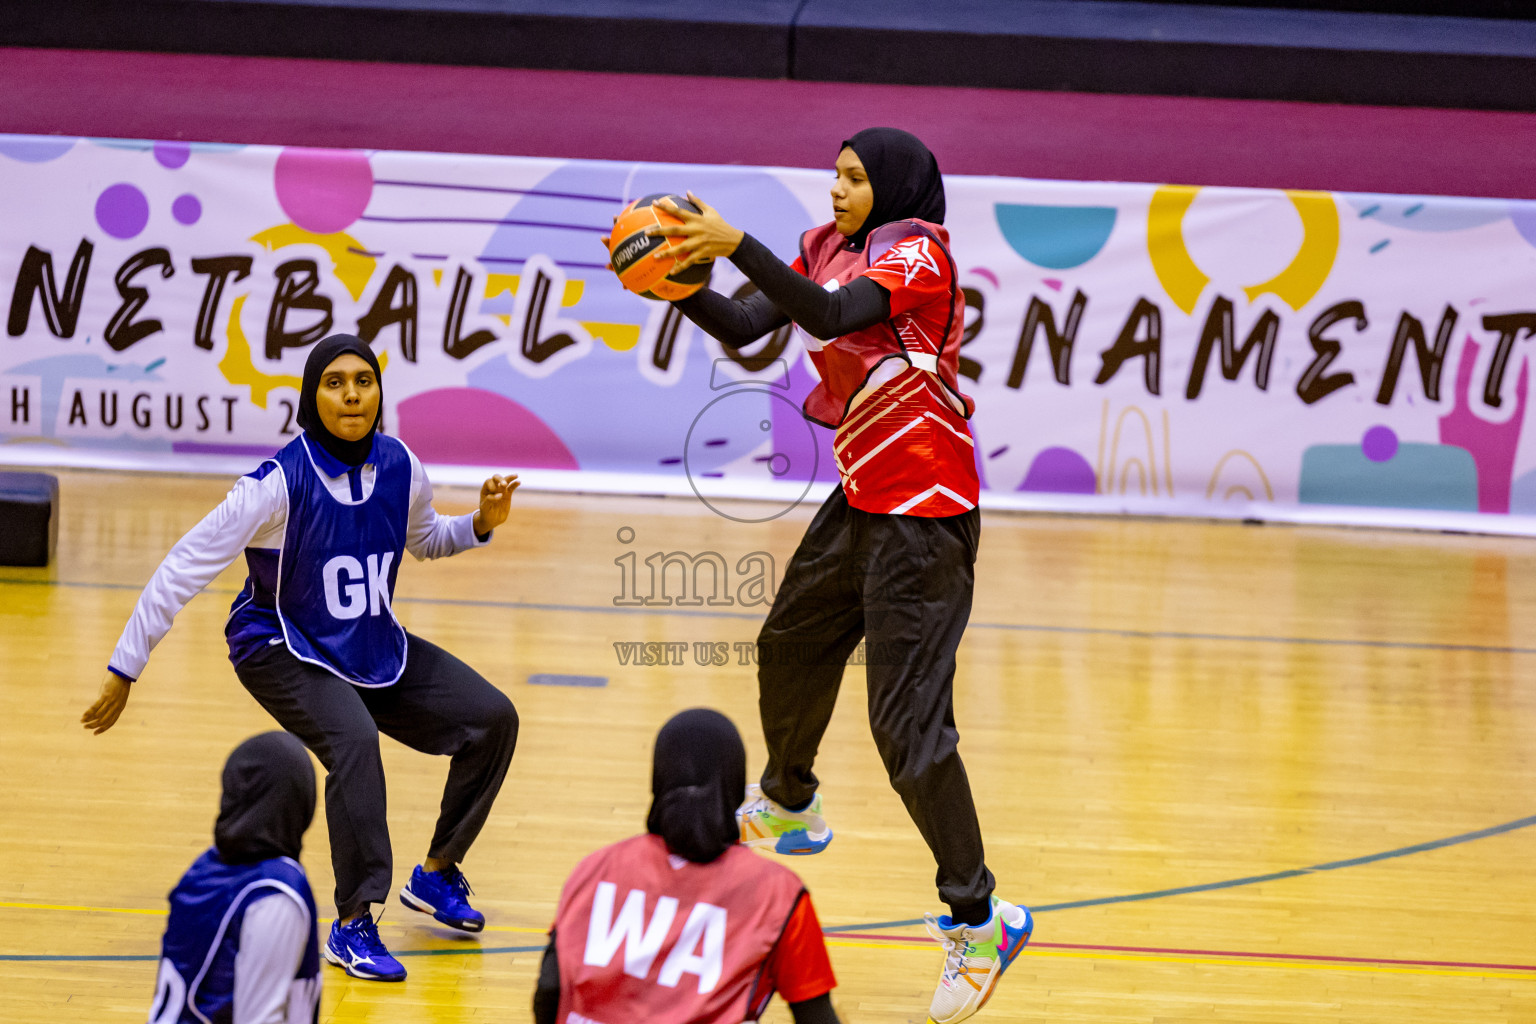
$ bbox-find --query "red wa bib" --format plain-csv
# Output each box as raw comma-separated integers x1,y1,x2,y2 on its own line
553,835,806,1024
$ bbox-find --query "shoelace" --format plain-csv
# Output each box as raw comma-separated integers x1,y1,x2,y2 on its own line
923,913,969,984
741,794,772,817
441,868,474,901
738,785,773,817
349,914,390,956
739,785,813,820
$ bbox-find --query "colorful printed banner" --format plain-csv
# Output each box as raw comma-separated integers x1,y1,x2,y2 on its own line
2,134,1536,532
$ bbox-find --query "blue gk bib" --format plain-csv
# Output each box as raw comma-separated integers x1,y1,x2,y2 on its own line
269,433,411,687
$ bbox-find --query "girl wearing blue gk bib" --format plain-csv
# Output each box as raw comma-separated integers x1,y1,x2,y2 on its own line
85,335,521,983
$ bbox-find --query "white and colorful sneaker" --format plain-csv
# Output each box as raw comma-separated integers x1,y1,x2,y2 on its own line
924,896,1033,1024
736,783,833,855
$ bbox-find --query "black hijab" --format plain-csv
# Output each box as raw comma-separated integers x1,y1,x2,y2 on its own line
645,709,746,864
214,731,316,865
296,333,383,467
842,127,946,251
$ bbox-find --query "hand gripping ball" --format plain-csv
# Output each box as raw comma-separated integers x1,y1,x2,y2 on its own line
608,193,713,301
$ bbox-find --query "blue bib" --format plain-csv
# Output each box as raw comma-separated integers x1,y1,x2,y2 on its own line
229,433,412,687
151,850,321,1024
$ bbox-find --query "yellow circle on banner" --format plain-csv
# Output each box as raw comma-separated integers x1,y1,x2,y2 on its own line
1147,186,1340,315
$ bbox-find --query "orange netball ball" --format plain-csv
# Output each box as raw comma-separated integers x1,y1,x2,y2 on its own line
608,193,713,301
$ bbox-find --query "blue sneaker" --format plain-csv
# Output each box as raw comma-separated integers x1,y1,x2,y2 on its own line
324,912,406,982
399,864,485,932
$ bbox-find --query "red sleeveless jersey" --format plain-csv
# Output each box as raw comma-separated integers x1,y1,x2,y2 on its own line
794,219,979,517
552,834,833,1024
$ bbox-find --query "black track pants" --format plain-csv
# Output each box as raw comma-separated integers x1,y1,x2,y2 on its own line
757,487,994,910
235,633,519,919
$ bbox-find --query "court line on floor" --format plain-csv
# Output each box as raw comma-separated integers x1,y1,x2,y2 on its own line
0,903,549,936
824,937,1536,980
6,941,1533,980
828,810,1536,933
0,945,548,962
5,576,1535,657
5,811,1533,965
0,901,164,916
831,934,1536,973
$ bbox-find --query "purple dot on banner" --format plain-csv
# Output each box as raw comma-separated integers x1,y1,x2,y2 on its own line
0,137,75,163
172,194,202,225
1019,446,1097,495
95,183,150,240
273,147,373,235
1362,425,1399,462
153,141,190,169
1511,204,1536,249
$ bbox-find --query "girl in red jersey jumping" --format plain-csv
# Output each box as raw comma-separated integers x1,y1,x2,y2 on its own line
647,128,1033,1024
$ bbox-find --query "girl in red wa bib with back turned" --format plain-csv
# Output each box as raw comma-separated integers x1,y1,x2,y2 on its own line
646,128,1034,1024
534,709,840,1024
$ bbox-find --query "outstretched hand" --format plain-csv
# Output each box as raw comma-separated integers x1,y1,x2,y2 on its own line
473,473,520,536
81,671,131,734
650,192,744,270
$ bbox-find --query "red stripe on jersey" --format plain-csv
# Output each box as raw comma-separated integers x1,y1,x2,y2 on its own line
834,371,979,515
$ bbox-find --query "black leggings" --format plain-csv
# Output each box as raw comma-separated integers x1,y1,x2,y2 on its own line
235,633,518,918
757,487,994,912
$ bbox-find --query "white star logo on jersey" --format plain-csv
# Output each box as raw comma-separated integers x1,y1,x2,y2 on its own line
880,236,941,286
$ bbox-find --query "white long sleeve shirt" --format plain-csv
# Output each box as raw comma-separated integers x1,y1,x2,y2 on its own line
109,441,486,681
232,893,314,1024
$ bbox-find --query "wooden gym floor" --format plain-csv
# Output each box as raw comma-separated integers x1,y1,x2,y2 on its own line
2,467,1534,1022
